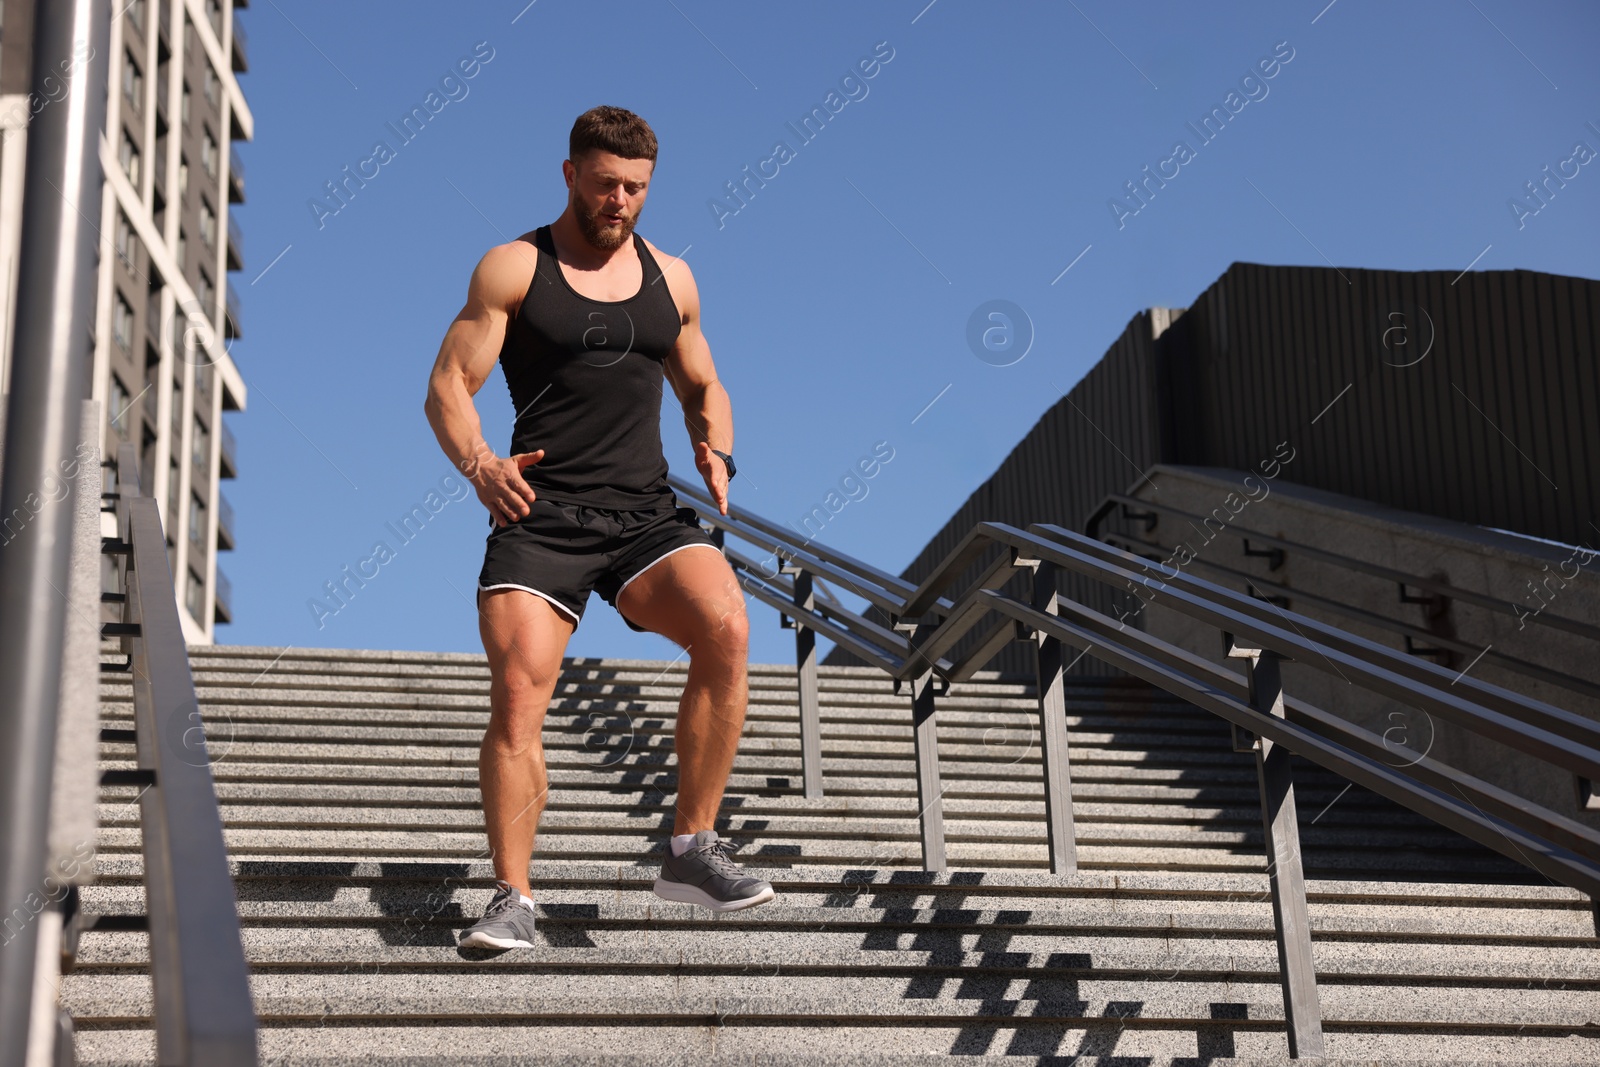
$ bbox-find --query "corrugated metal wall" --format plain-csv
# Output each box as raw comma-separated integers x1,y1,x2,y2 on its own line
1171,263,1599,542
824,262,1600,676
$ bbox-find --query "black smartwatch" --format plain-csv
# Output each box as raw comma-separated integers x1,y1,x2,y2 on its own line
711,449,737,480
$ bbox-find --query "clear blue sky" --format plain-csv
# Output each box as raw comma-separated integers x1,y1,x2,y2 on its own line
219,0,1600,665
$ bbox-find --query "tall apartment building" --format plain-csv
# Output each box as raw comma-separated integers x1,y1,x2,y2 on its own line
0,0,251,642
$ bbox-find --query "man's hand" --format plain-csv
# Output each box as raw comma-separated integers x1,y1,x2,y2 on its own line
694,440,730,515
469,448,546,526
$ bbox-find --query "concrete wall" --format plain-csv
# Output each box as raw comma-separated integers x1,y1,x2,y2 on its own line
1103,464,1600,827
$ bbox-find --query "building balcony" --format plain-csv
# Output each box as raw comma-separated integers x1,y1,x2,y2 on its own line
225,279,242,342
228,146,245,203
226,212,242,272
217,492,235,551
214,567,232,625
231,19,248,74
220,420,237,478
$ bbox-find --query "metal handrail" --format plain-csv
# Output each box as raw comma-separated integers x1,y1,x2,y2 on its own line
106,443,257,1063
670,472,1600,1060
1087,487,1600,643
1098,528,1600,701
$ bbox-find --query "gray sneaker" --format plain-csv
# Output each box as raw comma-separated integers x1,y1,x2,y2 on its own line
459,880,539,950
653,830,776,912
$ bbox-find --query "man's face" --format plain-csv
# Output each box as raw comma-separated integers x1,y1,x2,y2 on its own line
565,150,653,251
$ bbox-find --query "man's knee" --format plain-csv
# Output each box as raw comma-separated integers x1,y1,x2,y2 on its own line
486,670,554,754
694,597,749,659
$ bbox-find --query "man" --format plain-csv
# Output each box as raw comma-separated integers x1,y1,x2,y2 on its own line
424,106,774,951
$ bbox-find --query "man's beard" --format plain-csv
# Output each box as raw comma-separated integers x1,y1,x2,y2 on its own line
575,199,639,251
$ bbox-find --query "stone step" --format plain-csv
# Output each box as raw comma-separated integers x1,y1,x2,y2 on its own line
91,756,1364,795
95,698,1219,738
87,803,1485,851
90,715,1249,759
62,1043,1600,1067
86,828,1527,879
91,736,1288,772
58,977,1600,1044
83,859,1587,907
73,882,1597,942
68,921,1600,978
93,781,1413,824
66,1027,1600,1066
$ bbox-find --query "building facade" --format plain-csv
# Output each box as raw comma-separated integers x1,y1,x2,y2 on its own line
0,0,251,642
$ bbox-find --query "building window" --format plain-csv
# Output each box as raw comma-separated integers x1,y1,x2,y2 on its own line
167,459,181,529
109,375,131,431
192,418,209,470
203,66,218,107
189,493,205,547
176,229,187,270
206,0,223,36
114,212,136,271
179,156,189,199
146,285,161,342
119,130,140,186
197,272,213,317
113,292,134,351
122,51,143,111
199,200,216,248
183,17,193,60
181,81,191,125
185,566,205,619
201,130,217,178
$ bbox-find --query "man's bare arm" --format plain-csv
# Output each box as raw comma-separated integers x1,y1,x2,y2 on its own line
660,255,734,515
424,242,542,526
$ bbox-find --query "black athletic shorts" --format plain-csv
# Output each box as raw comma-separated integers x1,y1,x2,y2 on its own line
477,494,721,632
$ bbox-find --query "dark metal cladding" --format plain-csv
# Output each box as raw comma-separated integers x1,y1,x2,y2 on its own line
831,262,1599,675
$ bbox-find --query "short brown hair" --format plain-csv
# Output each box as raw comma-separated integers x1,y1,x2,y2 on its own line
569,106,658,167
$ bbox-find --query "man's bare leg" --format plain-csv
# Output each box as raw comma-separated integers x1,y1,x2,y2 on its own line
477,587,575,896
615,545,750,835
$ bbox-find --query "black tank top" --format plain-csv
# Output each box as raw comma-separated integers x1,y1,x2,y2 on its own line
498,225,683,509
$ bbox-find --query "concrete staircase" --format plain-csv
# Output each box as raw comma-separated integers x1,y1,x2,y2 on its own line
66,646,1599,1064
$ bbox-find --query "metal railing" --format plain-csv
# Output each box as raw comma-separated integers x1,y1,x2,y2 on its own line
1086,487,1600,700
669,473,1600,1060
100,443,257,1063
226,212,243,272
224,279,242,342
220,420,238,477
217,491,235,549
228,146,246,203
230,17,248,73
214,567,233,621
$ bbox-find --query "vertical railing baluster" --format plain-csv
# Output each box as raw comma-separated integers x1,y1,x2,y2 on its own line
787,567,824,799
1239,646,1325,1058
1030,561,1078,875
900,621,947,871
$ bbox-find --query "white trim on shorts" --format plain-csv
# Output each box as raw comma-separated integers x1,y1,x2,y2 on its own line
615,542,724,598
478,582,582,624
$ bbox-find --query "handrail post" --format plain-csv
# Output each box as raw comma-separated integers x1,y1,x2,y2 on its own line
784,566,824,799
899,621,946,871
1235,644,1325,1058
1030,561,1078,875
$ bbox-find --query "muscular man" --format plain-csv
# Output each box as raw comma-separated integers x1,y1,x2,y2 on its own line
424,106,774,951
